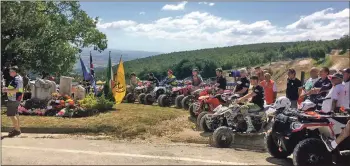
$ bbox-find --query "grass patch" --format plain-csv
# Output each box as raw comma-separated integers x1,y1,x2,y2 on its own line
1,104,189,139
314,56,333,68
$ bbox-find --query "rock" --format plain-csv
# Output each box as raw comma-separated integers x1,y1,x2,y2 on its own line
59,76,73,96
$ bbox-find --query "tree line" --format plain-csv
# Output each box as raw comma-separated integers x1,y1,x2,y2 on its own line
94,35,349,81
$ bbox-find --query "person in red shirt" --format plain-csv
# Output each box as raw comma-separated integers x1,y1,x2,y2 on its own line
260,73,277,105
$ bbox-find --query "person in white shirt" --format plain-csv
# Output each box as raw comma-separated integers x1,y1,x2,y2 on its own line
342,68,350,109
321,73,345,113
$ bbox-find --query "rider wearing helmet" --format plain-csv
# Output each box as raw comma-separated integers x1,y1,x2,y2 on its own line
191,68,203,86
235,75,265,133
147,73,159,86
165,70,177,86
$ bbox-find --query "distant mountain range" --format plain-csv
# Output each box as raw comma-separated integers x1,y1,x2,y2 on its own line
74,48,162,71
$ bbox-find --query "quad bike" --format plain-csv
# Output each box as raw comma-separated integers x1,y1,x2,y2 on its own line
182,81,216,110
124,81,152,103
209,96,293,148
158,80,190,107
265,106,350,166
189,87,233,119
192,90,235,129
174,78,194,109
143,79,172,105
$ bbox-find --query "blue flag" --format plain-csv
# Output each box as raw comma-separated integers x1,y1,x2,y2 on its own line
80,56,97,95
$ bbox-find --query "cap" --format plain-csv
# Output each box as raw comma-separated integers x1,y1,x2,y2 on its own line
331,73,343,79
192,68,198,72
216,68,223,72
343,68,350,73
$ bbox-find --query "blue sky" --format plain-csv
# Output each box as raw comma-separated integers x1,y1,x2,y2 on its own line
80,1,349,53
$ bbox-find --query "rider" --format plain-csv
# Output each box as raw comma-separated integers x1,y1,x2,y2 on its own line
320,73,345,113
165,69,177,86
307,67,332,98
130,73,141,89
147,73,159,86
235,75,265,133
215,68,227,93
191,68,203,87
234,68,250,97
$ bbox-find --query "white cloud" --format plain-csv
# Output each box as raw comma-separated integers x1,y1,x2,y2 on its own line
139,11,146,15
97,8,349,50
161,1,187,11
198,2,215,6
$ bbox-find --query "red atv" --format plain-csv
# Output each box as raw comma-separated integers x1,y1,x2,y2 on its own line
158,80,192,107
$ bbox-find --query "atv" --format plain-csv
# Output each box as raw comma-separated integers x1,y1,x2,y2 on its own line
124,81,153,103
181,80,216,110
174,78,194,109
265,109,350,166
157,80,190,107
142,79,172,105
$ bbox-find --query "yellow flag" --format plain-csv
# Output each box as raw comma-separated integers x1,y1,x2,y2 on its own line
112,59,126,104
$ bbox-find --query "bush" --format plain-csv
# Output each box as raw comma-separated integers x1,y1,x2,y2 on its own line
78,93,114,112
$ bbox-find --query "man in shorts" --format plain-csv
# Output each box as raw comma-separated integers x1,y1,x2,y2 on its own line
2,66,23,137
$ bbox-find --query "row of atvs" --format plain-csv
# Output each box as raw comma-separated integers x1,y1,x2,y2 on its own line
124,79,350,166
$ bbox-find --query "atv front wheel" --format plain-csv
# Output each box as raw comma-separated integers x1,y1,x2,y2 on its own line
198,112,213,132
265,132,291,158
182,95,194,110
189,104,197,118
212,126,234,148
158,95,170,107
175,95,185,109
144,94,154,105
138,93,146,104
292,138,332,166
125,93,135,103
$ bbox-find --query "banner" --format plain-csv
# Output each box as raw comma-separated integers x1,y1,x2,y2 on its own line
112,57,126,104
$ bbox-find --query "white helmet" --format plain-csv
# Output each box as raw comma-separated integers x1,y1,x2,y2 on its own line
274,96,291,111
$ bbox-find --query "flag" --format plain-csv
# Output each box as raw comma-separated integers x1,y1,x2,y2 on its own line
105,52,113,92
80,56,92,81
80,56,97,95
90,51,95,77
112,56,126,104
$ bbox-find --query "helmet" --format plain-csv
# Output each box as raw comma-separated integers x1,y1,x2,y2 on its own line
274,96,291,112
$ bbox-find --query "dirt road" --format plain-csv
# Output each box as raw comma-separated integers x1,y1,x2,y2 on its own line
1,133,292,165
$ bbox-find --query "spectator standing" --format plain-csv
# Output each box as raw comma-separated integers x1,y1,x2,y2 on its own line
254,67,265,82
2,66,23,137
303,67,320,92
342,68,350,109
260,73,277,105
286,68,302,108
308,67,332,98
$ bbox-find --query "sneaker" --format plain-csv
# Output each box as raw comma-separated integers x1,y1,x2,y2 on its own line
8,129,21,138
320,134,335,152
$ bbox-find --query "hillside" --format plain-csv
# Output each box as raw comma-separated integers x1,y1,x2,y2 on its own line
92,35,348,81
74,48,162,71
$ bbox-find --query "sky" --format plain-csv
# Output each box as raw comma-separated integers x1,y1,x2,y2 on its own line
80,1,350,53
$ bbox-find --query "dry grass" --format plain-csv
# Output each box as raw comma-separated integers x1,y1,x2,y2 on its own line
1,104,191,139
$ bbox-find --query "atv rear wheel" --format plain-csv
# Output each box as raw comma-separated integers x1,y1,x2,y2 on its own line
138,93,146,104
158,94,170,107
292,138,332,166
144,94,154,105
125,93,135,103
198,112,213,132
189,104,197,118
212,126,234,148
182,95,194,110
175,95,185,109
265,132,291,159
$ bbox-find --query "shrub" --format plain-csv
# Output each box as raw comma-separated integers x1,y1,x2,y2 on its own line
95,95,114,112
78,93,98,110
78,93,114,112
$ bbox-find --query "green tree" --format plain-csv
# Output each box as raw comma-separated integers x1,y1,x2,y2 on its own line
337,35,350,54
1,1,107,75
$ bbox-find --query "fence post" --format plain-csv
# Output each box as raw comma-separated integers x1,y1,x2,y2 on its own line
300,71,305,85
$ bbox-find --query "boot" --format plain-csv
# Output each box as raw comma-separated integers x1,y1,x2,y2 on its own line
244,116,255,133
